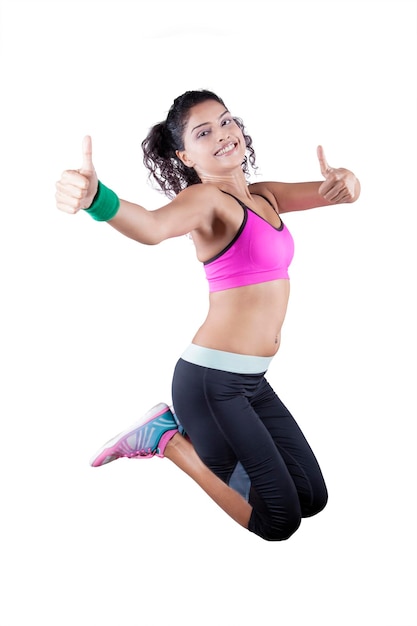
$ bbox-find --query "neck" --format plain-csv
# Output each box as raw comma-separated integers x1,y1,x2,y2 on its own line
198,169,251,201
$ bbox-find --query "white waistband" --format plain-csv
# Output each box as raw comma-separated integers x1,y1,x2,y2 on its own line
180,344,273,374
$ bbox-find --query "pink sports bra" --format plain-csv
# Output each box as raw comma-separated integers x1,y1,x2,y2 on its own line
204,192,294,292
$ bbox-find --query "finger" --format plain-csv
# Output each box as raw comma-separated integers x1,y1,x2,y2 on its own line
318,179,343,201
80,135,94,174
319,179,350,203
56,179,89,200
55,188,83,210
55,192,81,214
59,169,90,190
326,189,350,204
317,145,332,178
319,176,339,194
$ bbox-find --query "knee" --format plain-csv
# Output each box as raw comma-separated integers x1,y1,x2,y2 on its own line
316,488,329,514
255,511,302,542
303,486,329,519
269,514,301,542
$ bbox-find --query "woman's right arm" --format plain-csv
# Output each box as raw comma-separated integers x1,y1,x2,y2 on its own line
55,136,215,245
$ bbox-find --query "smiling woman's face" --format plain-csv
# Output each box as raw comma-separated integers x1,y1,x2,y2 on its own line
176,99,246,179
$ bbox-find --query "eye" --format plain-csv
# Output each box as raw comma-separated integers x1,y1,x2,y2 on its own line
221,118,233,127
197,129,210,138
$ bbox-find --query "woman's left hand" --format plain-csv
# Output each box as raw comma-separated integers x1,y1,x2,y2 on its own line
317,145,360,203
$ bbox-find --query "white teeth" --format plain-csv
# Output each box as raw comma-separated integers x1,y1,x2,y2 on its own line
216,143,235,156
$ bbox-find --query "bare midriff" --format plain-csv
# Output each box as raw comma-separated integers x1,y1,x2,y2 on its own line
192,279,290,357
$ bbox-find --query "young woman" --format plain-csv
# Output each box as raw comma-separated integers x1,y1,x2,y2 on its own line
55,90,360,541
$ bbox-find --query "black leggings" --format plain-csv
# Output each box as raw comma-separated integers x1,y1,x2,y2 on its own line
172,358,328,541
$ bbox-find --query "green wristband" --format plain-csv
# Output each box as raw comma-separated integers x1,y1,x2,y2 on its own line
85,181,120,221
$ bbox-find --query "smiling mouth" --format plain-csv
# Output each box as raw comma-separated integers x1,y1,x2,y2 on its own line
215,142,237,156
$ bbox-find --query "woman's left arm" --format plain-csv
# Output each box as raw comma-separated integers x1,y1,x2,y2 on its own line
254,146,361,214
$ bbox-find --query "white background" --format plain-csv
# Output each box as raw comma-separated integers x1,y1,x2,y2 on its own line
1,0,416,624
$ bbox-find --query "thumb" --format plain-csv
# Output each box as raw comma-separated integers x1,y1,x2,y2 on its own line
80,135,94,174
317,145,332,178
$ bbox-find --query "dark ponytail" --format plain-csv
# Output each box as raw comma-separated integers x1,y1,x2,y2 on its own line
142,90,257,199
142,119,200,198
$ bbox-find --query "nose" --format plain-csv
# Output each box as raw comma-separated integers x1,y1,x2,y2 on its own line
216,128,229,142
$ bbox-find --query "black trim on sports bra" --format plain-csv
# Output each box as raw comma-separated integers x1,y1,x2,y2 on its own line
255,193,279,215
223,191,284,231
204,205,248,265
204,191,284,266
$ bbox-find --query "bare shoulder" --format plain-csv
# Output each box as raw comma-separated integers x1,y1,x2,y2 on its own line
182,184,244,262
152,183,228,241
174,182,224,207
170,182,229,223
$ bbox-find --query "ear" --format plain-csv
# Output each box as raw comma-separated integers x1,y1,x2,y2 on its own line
176,149,195,168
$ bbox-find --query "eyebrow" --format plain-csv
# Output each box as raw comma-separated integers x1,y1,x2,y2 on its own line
191,109,229,134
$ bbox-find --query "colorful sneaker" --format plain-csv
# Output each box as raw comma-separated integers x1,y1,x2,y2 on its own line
89,402,178,467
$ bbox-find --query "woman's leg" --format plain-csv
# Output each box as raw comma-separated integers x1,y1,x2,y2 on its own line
90,359,325,540
89,401,253,530
251,377,328,518
164,433,253,529
172,359,303,541
170,378,327,525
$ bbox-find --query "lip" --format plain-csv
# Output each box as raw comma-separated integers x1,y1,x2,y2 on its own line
214,141,238,157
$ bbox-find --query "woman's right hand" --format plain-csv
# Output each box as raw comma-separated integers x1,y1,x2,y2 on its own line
55,136,98,214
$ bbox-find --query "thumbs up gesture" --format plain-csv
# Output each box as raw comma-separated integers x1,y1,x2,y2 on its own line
317,145,360,204
56,136,98,214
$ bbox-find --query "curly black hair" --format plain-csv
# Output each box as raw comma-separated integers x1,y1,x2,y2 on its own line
142,90,257,198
